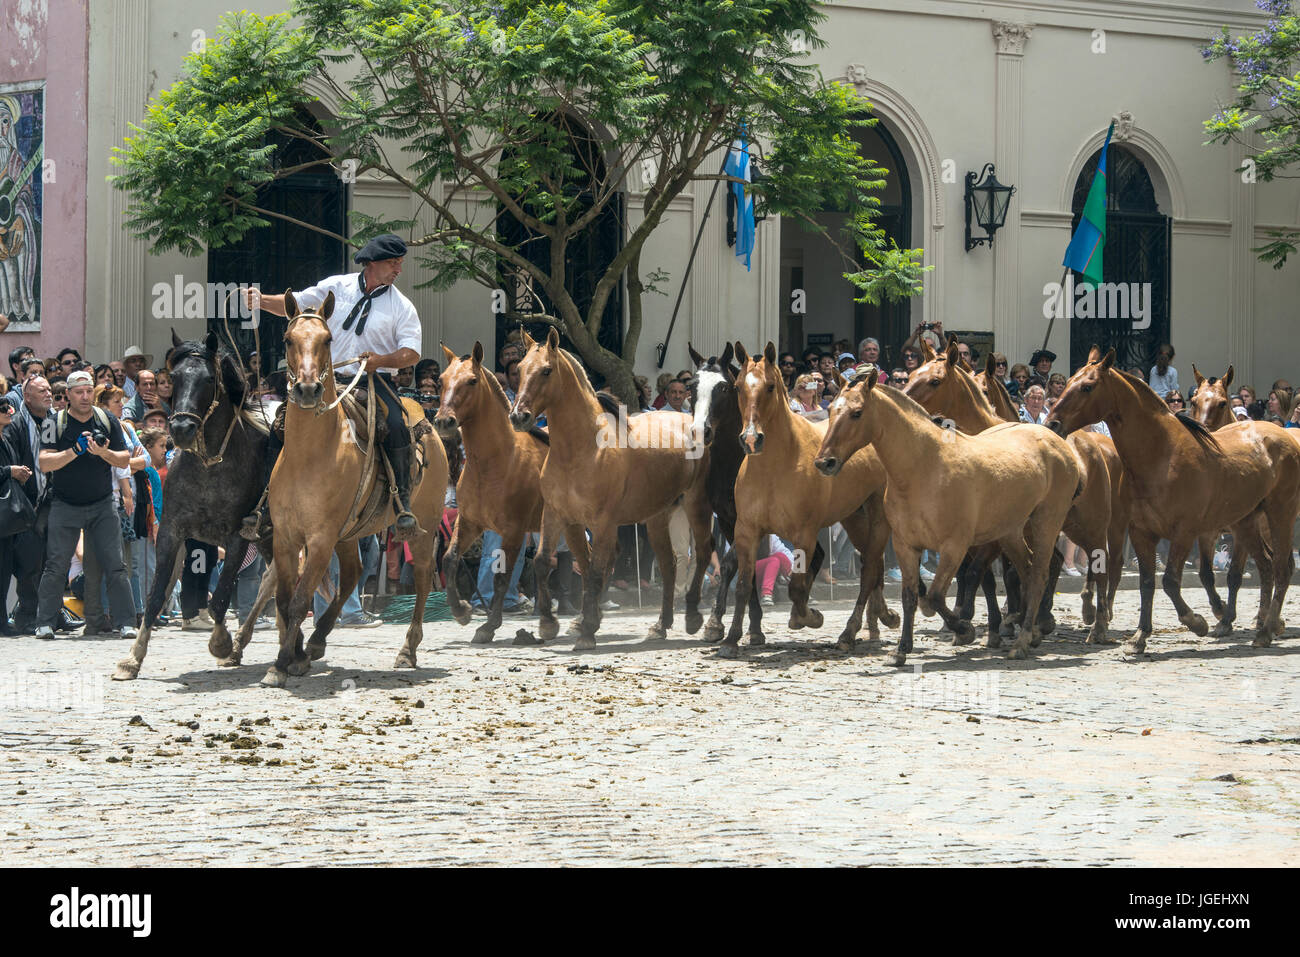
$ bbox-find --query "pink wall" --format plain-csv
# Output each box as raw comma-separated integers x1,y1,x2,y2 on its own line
0,0,87,360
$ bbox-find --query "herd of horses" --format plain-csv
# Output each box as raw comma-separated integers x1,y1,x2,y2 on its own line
110,292,1300,687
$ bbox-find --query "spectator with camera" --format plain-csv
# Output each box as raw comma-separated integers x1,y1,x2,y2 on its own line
33,370,137,640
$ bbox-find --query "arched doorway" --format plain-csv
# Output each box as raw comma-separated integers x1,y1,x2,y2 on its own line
779,118,913,365
206,110,347,374
1067,145,1171,372
496,114,624,376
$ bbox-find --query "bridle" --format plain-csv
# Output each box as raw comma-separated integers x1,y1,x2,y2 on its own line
284,311,369,415
167,348,243,467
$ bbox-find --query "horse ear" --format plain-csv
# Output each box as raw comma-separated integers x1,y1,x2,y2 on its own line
1192,364,1205,388
1223,365,1234,390
944,340,959,367
764,341,777,365
688,342,704,368
320,291,335,320
1099,348,1116,370
545,326,560,350
471,341,484,366
204,331,219,355
284,289,298,320
441,343,457,365
734,341,749,365
1087,344,1102,364
920,337,936,362
171,328,182,348
720,341,734,369
984,353,996,377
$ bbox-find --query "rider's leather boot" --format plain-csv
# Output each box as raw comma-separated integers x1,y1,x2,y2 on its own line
388,444,423,542
240,433,280,542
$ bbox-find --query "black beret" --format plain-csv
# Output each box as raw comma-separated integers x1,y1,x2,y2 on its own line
353,233,408,264
1029,349,1057,365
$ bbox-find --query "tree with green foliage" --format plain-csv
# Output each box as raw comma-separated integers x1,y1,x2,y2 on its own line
1204,0,1300,268
113,0,928,403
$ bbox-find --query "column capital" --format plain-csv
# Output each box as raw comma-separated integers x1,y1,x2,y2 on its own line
992,20,1034,56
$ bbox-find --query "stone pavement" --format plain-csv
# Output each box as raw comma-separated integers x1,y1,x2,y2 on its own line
2,585,1298,866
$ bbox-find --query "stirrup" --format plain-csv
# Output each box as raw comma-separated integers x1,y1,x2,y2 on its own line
240,510,270,542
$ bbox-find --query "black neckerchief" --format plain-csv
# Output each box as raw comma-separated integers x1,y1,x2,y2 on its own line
342,272,390,336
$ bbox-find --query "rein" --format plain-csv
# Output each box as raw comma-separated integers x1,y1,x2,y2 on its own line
169,352,242,467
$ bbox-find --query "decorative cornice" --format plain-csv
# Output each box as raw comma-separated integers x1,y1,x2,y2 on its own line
1112,110,1135,143
991,20,1034,56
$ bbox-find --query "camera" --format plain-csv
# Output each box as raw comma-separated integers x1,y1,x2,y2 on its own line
921,322,936,331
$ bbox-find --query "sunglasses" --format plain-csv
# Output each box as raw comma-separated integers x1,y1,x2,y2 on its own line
996,361,1008,368
780,361,795,367
891,377,908,384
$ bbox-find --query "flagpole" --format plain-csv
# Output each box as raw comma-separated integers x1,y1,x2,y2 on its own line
1042,265,1070,352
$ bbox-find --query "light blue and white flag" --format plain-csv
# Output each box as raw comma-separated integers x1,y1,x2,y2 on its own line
725,130,755,271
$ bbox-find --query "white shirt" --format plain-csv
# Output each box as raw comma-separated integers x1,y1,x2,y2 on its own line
1149,365,1179,398
295,272,422,375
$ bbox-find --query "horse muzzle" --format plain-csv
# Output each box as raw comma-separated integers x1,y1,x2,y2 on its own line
168,416,198,447
814,455,842,476
1046,419,1064,436
740,427,764,455
509,408,535,431
289,380,323,409
433,414,459,439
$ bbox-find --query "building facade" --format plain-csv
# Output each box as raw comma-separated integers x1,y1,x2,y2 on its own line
1,0,1294,391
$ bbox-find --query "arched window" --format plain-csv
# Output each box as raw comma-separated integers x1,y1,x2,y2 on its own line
1067,145,1171,372
496,114,624,374
207,110,347,374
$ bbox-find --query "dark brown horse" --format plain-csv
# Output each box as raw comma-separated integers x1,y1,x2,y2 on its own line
1049,347,1300,653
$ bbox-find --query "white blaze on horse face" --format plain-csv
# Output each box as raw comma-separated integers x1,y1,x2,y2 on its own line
692,369,724,442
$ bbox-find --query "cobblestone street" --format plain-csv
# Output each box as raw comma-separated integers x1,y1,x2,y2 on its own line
3,583,1298,866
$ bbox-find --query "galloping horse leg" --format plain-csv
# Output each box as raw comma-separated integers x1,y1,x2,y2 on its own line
890,542,923,667
575,525,617,650
861,495,897,634
835,512,876,651
223,560,276,666
954,552,974,626
1238,515,1274,634
444,516,483,627
395,529,437,668
1125,527,1158,655
1083,545,1113,645
206,533,249,662
643,512,675,641
1031,544,1065,642
1257,498,1297,645
113,541,184,681
786,530,824,633
562,523,590,637
306,542,360,661
704,539,738,642
915,545,975,645
719,521,759,658
1161,536,1210,641
682,490,714,636
1000,558,1022,639
1199,532,1231,636
473,529,525,645
532,509,563,642
264,542,331,687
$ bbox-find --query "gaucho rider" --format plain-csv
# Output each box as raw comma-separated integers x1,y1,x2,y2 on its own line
241,233,423,541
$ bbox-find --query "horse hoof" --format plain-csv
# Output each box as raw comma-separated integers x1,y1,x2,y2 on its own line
788,611,804,631
1210,621,1233,638
111,660,140,681
1085,629,1113,645
702,619,724,643
715,642,739,659
835,633,857,652
985,631,1003,650
450,602,473,626
538,619,560,642
746,632,766,647
1184,613,1209,637
261,667,287,688
306,639,327,661
645,623,667,642
684,611,703,635
952,621,975,646
802,608,824,629
889,651,908,667
1080,603,1096,626
1029,631,1043,648
394,652,417,669
1036,614,1056,636
207,626,232,659
287,657,312,677
218,655,242,667
1122,634,1148,656
471,626,496,645
572,635,597,651
878,607,900,629
917,597,936,618
1252,632,1273,648
998,621,1016,639
565,618,585,636
1007,644,1030,660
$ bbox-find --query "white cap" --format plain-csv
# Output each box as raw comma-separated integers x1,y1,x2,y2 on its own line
66,370,94,389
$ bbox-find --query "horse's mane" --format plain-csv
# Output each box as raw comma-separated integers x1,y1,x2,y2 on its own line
877,380,955,429
166,337,251,415
1113,367,1221,448
476,359,511,412
981,370,1020,423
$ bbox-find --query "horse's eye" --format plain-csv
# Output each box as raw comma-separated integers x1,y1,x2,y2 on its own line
767,384,774,393
1218,401,1226,409
1081,384,1092,393
929,379,940,387
467,378,478,386
851,410,862,419
542,367,552,377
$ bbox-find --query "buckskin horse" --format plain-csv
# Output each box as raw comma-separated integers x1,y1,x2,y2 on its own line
263,291,448,686
816,367,1081,665
509,327,713,649
1048,347,1300,653
905,342,1128,644
114,331,276,681
435,341,589,643
723,342,895,659
1182,364,1282,638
